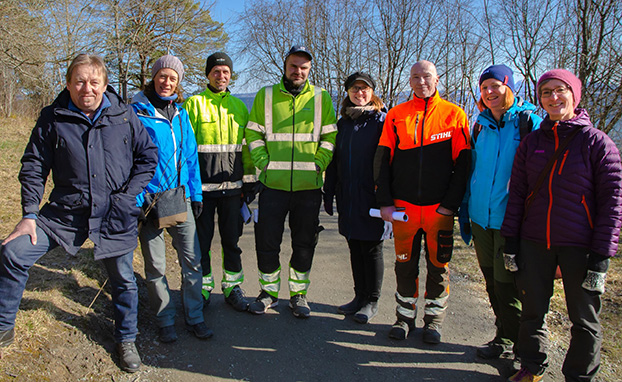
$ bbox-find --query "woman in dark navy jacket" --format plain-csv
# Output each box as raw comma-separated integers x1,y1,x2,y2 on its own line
324,72,387,324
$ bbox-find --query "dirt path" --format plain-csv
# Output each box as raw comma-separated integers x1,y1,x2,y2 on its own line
127,211,563,382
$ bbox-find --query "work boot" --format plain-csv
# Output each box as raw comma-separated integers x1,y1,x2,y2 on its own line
507,367,543,382
353,301,378,324
289,294,311,319
0,328,15,347
477,339,513,359
117,342,141,373
422,323,442,344
338,295,364,315
388,319,414,340
225,286,250,312
248,291,278,315
158,325,177,343
185,322,214,339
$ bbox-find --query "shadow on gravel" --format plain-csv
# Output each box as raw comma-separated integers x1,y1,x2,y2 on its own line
135,297,509,381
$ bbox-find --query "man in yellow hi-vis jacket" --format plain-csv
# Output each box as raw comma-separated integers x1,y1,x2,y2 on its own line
184,52,256,313
245,45,337,318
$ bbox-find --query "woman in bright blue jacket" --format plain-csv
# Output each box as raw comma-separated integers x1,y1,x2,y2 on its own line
131,55,212,343
464,65,541,364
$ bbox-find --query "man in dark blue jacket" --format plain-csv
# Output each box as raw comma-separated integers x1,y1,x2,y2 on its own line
0,54,158,373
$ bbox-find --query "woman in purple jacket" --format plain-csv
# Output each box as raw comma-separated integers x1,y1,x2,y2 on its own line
501,69,622,382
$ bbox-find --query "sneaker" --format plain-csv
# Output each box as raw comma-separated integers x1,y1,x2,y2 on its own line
249,291,278,315
117,342,141,373
353,301,378,324
477,340,513,359
185,322,214,339
289,294,311,319
225,286,250,312
0,328,15,347
338,295,364,315
422,324,441,344
507,367,543,382
158,325,178,343
388,319,414,340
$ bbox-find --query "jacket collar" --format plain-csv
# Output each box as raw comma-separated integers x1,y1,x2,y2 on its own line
541,108,592,132
279,78,311,96
411,90,441,109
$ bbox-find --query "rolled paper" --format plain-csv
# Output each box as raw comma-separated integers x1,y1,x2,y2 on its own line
369,208,409,222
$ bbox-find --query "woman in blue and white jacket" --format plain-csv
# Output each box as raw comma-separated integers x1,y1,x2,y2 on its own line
131,55,213,343
463,65,542,362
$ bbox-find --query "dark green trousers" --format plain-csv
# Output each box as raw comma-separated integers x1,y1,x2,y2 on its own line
472,222,521,346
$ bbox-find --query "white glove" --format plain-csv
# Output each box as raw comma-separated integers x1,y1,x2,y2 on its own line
582,270,606,294
503,253,518,272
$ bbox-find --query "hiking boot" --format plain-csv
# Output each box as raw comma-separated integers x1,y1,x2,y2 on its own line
248,291,278,315
225,286,250,312
117,342,141,373
289,294,311,319
158,325,177,343
353,301,378,324
422,324,442,344
507,367,543,382
477,340,513,359
388,319,414,340
0,328,15,347
186,322,214,339
338,295,364,315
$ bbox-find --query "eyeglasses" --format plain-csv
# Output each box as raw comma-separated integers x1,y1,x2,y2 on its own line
349,85,371,94
540,86,569,98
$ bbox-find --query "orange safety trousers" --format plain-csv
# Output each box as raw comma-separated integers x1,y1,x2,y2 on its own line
392,201,453,325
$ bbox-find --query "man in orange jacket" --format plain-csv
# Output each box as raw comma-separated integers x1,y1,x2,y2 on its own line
374,60,471,344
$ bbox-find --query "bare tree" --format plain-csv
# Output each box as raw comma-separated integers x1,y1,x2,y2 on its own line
0,0,51,116
435,0,489,118
495,0,562,104
559,0,622,133
101,0,224,100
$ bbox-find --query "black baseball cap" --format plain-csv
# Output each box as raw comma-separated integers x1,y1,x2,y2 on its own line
285,45,313,61
344,72,376,91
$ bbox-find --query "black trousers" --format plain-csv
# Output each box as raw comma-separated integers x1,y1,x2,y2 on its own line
347,239,384,301
196,193,243,276
254,187,322,274
516,239,602,381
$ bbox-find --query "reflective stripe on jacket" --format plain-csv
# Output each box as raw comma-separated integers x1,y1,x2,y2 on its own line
246,79,337,191
183,87,255,196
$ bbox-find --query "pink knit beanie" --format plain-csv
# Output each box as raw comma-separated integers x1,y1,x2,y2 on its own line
536,69,582,108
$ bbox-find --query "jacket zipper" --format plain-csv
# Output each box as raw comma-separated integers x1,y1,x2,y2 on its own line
581,195,594,229
546,122,560,249
558,150,569,175
290,95,296,190
414,114,420,144
417,100,428,202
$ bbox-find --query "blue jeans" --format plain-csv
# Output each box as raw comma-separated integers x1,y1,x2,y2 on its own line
139,200,203,327
0,225,138,343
